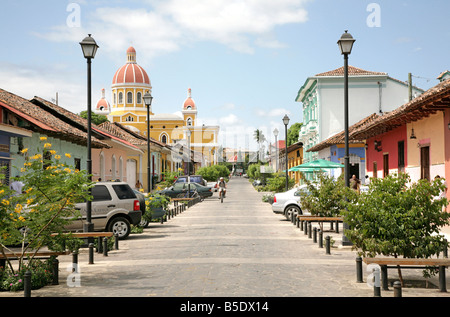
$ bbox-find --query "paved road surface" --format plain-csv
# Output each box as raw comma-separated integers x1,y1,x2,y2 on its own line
2,177,449,303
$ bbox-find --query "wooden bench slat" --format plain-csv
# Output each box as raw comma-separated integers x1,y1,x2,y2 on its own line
363,257,450,266
0,250,70,259
51,232,114,238
297,216,343,221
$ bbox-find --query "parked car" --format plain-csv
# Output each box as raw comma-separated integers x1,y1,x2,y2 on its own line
175,175,207,186
272,185,311,221
159,182,213,199
133,189,149,228
207,181,219,192
65,182,142,239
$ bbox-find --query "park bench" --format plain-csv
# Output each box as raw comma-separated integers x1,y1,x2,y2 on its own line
0,250,70,286
50,232,114,238
50,232,117,258
171,197,195,208
297,215,343,233
360,257,450,292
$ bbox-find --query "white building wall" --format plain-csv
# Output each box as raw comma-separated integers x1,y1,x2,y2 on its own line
317,76,421,144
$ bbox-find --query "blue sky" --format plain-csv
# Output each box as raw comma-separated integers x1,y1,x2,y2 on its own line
0,0,449,151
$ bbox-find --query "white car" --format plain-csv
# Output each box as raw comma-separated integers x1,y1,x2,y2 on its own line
207,182,218,192
272,185,310,220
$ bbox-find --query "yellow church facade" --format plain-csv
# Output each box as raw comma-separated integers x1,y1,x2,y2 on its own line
97,46,219,189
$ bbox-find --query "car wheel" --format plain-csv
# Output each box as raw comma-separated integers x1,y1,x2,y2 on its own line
284,205,300,221
139,218,149,228
107,217,131,240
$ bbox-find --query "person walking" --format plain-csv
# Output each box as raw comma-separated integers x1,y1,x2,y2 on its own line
350,175,361,194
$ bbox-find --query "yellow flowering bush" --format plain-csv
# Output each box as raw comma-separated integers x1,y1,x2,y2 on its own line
0,138,92,281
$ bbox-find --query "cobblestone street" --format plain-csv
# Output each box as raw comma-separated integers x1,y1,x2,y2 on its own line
2,178,449,303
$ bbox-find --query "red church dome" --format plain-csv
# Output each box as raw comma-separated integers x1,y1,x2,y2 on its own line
112,47,150,86
183,88,196,110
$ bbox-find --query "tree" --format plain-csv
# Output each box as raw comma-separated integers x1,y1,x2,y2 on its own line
0,137,92,275
253,129,266,162
196,165,230,182
343,173,449,285
300,173,356,231
79,110,109,125
287,123,302,146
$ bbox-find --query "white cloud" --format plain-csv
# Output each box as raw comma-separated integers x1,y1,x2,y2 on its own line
0,62,86,113
35,0,310,60
219,113,241,126
257,108,291,118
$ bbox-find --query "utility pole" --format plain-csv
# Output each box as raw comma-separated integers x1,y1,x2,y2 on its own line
408,73,413,101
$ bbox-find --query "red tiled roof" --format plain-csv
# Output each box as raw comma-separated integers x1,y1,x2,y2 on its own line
307,113,379,152
350,79,450,140
0,89,108,148
32,96,141,151
315,65,386,77
99,121,169,149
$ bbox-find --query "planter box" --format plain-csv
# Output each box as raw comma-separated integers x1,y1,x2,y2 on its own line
151,207,166,219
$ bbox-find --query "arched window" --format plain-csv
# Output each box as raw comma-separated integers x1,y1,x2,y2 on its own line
113,93,116,105
161,134,167,144
127,92,133,104
137,92,142,104
187,118,192,126
125,116,134,122
118,92,123,104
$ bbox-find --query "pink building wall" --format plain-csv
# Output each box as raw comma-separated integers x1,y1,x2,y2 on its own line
365,125,407,177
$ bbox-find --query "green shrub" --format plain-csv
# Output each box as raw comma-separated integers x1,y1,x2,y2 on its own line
0,258,53,291
300,173,355,217
343,173,449,259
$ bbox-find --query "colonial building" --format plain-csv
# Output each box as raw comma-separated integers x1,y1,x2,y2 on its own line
98,47,220,175
296,65,424,180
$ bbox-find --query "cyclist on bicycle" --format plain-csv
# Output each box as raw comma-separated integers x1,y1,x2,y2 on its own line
218,177,227,199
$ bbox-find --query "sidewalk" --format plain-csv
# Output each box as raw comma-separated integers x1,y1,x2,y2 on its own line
1,178,449,299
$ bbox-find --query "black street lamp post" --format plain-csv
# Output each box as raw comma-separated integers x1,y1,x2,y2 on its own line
187,129,191,196
273,128,279,172
283,114,290,191
143,92,153,193
338,30,355,246
80,34,98,234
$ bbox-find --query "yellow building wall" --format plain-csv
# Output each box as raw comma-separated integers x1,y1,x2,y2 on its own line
407,112,445,167
288,147,303,184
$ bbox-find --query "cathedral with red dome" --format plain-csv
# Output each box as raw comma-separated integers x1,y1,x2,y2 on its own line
95,46,219,167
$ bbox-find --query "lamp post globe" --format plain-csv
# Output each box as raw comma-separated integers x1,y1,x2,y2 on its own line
337,30,355,55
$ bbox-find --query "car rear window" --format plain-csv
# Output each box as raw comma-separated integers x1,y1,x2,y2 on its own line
112,184,136,200
92,185,112,201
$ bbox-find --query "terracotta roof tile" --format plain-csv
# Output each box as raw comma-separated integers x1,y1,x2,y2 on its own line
32,96,145,150
350,79,450,140
315,65,386,77
99,121,168,148
0,88,108,148
307,113,379,152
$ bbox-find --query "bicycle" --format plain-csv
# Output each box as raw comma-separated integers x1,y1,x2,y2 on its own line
176,188,203,201
218,187,226,203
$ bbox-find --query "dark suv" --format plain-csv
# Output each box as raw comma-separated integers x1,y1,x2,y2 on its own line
175,175,207,186
67,182,142,239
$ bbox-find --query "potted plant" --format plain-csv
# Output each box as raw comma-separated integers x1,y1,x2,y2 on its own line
144,193,169,221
